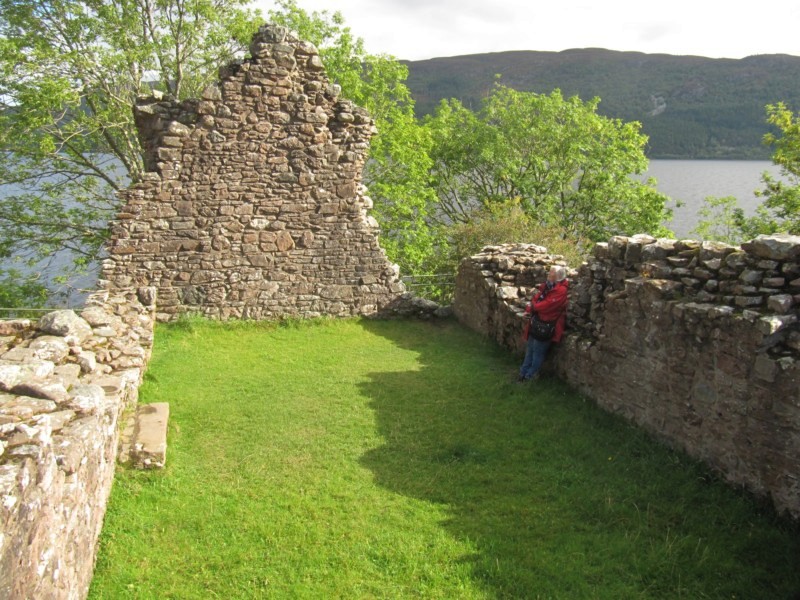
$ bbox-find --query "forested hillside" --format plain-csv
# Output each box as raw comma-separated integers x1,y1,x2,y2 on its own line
403,50,800,159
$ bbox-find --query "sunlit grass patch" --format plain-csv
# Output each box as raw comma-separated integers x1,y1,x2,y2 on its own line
89,317,800,599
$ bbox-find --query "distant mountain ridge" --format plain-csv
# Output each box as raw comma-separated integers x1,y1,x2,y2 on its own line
402,49,800,159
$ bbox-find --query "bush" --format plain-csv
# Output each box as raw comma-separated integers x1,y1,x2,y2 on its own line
445,199,591,268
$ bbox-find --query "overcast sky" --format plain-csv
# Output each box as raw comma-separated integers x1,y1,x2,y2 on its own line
252,0,800,61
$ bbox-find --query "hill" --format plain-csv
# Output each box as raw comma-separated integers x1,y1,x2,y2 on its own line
403,50,800,159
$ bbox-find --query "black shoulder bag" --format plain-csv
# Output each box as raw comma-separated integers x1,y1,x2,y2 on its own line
529,313,557,341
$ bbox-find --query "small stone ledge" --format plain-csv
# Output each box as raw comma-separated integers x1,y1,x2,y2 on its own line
119,402,169,469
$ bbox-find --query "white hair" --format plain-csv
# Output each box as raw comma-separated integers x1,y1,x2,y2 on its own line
550,266,567,281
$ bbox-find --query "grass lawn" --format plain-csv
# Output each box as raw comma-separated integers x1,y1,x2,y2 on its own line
88,317,800,599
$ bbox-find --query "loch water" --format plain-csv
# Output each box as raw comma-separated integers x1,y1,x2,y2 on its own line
646,159,781,239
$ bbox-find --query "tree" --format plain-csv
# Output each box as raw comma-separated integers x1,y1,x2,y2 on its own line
757,102,800,234
0,0,260,303
446,199,591,269
266,0,439,275
425,85,673,242
0,268,48,314
690,196,748,244
693,102,800,243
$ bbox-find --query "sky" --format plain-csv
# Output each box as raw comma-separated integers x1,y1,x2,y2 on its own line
253,0,800,61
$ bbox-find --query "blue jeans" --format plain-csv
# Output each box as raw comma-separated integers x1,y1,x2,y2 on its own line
519,337,551,380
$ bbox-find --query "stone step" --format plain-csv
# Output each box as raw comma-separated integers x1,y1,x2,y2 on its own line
119,402,169,469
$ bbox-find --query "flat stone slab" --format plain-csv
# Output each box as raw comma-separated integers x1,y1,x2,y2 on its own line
119,402,169,469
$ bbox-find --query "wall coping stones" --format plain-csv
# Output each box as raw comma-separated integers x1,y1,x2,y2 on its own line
741,233,800,260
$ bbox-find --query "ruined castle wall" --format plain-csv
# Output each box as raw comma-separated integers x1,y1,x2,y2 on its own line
0,289,155,599
454,235,800,519
103,25,404,321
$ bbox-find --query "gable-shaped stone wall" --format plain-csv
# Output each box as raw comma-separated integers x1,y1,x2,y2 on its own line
103,25,404,321
454,235,800,519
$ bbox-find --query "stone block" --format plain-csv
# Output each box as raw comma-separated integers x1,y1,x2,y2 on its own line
768,294,794,314
753,355,779,382
127,403,169,469
741,233,800,261
735,295,763,308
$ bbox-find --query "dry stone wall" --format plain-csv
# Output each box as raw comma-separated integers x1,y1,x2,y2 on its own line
454,234,800,519
0,289,155,599
103,24,404,321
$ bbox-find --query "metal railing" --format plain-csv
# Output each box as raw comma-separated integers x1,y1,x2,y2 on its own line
0,307,73,320
401,274,455,304
0,282,95,319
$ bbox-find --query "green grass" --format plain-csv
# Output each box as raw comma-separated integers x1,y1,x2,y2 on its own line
89,317,800,599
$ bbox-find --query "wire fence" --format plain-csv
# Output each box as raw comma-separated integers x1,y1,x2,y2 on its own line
0,285,92,320
401,273,456,304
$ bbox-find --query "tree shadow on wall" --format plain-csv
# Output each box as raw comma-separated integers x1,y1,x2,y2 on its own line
356,318,800,599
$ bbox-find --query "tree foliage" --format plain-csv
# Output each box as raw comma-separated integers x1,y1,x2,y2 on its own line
0,0,260,301
266,0,439,275
693,102,800,243
424,85,673,242
690,196,748,245
0,269,48,312
757,102,800,234
445,199,591,269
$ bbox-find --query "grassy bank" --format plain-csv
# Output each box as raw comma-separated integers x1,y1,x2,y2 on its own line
89,317,800,599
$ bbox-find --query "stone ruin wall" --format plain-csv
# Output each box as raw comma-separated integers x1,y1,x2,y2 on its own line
3,21,798,599
453,234,800,519
103,24,404,321
0,288,155,599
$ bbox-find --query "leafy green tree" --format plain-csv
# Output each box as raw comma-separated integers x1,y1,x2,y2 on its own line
691,196,749,244
693,102,800,243
0,0,260,304
0,269,49,315
266,0,439,275
425,85,673,242
757,102,800,234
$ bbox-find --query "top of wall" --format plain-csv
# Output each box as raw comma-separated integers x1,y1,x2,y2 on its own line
458,233,800,361
131,24,372,182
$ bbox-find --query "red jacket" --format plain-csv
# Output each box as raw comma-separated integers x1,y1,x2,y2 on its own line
522,279,569,342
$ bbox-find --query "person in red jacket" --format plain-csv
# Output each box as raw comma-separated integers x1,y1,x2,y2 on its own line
518,265,569,382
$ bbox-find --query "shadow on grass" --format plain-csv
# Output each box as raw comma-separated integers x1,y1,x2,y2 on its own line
357,318,800,599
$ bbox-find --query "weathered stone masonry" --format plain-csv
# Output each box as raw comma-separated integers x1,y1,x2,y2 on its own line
0,289,155,600
454,235,800,519
103,25,404,321
4,19,798,600
0,24,439,600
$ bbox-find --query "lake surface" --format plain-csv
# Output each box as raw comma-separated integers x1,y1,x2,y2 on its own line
645,159,781,239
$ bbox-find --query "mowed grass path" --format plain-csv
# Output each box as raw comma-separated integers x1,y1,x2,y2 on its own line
89,318,800,599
